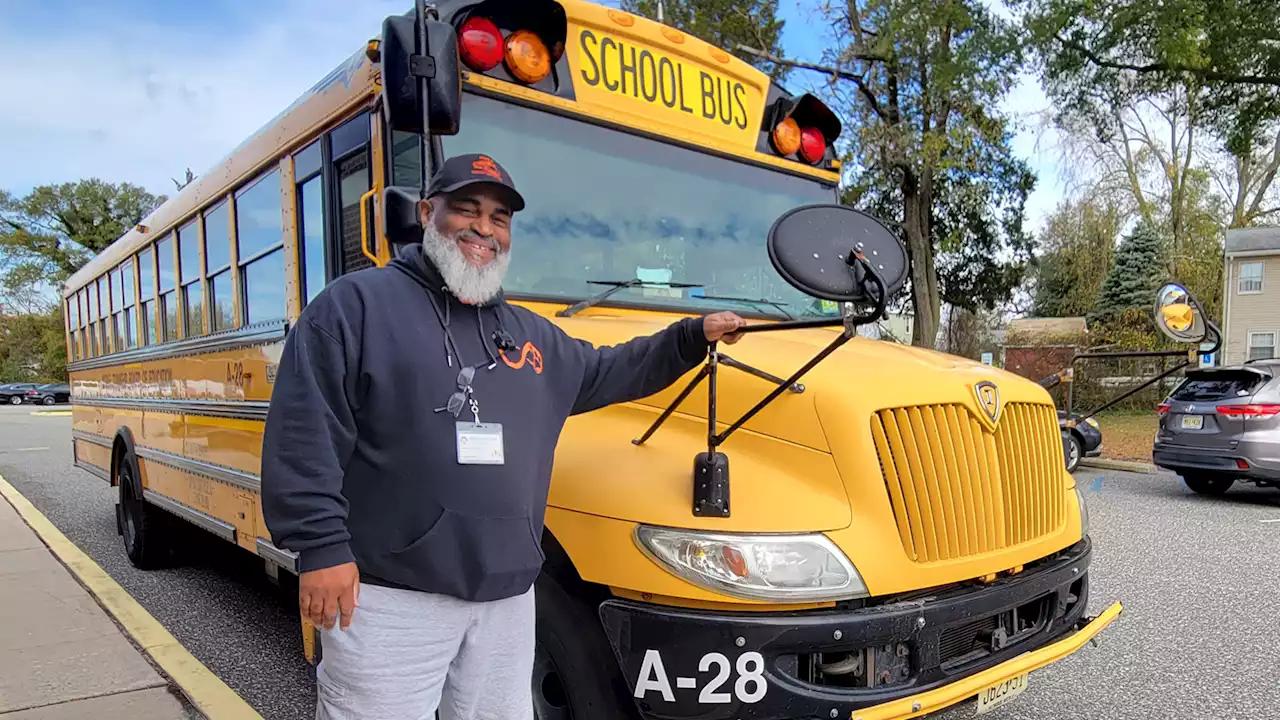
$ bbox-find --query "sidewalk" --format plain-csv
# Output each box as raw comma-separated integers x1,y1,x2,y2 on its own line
0,488,196,718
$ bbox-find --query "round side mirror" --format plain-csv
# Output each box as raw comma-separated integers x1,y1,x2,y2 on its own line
767,204,908,303
1154,283,1207,343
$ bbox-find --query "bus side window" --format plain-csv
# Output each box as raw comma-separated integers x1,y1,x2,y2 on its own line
390,130,422,187
294,140,327,306
328,112,373,276
236,169,288,325
177,219,203,338
157,234,178,342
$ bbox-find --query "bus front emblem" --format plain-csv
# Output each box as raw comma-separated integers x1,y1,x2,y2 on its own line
974,381,1001,426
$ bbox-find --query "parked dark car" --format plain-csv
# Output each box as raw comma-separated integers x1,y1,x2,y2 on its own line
25,383,70,405
0,383,40,405
1059,410,1103,473
1153,359,1280,495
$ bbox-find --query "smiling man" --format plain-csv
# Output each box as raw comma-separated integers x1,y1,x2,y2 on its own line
260,154,745,720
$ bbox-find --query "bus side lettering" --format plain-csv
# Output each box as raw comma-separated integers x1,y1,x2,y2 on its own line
618,43,639,96
658,57,678,108
600,36,620,92
638,50,658,103
579,30,602,86
578,29,749,126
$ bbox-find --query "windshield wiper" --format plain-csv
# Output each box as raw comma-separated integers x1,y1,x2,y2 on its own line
557,278,704,317
694,294,795,320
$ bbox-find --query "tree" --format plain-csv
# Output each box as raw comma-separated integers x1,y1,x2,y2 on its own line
1032,195,1122,318
748,0,1032,347
0,307,66,382
1018,0,1280,149
621,0,788,80
1094,220,1166,319
0,180,164,297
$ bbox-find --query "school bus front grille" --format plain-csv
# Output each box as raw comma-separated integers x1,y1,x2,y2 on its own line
870,402,1065,563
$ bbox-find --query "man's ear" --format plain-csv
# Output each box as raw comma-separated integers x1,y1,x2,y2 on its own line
417,198,433,227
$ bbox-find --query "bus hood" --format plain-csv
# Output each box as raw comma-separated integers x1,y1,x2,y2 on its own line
546,312,1063,534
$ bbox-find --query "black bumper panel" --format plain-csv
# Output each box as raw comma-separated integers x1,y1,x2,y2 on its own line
599,539,1092,720
1154,446,1280,481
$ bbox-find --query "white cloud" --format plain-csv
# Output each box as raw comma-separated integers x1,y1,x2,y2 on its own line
0,0,404,197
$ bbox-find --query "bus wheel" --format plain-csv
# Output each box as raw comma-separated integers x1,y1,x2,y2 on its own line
117,449,175,569
533,574,639,720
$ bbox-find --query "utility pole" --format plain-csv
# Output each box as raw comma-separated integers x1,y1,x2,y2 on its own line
657,0,665,23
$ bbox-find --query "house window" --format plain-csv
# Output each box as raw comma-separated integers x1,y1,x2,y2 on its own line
1248,332,1276,361
1239,262,1263,293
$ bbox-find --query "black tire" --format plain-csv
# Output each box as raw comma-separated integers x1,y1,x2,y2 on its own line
533,574,639,720
41,395,54,406
1182,474,1234,496
9,395,22,405
117,448,177,569
1063,431,1083,473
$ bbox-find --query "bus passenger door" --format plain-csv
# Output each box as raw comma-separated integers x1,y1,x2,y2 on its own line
291,108,389,318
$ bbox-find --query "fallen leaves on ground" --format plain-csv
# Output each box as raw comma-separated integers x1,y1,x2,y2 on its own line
1094,412,1159,462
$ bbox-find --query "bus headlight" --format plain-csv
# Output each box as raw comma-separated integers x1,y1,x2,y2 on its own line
634,527,868,602
1076,488,1090,538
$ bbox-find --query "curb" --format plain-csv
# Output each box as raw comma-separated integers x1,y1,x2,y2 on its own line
0,473,263,720
29,410,73,416
1080,457,1159,474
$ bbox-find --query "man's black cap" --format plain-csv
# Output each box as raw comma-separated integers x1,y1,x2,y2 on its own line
426,153,525,212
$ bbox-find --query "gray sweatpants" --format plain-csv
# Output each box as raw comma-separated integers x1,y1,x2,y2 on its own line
315,582,535,720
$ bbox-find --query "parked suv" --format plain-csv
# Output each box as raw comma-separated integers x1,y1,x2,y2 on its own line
1153,359,1280,495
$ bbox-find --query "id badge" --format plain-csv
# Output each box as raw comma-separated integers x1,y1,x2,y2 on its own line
456,422,505,465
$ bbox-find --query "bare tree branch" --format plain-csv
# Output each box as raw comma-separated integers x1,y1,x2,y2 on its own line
1055,34,1280,86
735,44,888,120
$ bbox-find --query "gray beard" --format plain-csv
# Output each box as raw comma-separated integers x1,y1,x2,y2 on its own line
421,223,510,305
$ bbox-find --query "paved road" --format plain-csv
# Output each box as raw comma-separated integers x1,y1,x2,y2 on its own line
0,405,315,720
3,404,1279,719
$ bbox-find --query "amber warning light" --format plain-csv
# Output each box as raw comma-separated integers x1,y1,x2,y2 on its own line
767,93,842,167
457,14,554,85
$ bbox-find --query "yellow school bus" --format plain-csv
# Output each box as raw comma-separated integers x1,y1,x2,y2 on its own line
62,1,1121,717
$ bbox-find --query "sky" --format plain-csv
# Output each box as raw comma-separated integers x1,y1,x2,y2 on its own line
0,0,1067,229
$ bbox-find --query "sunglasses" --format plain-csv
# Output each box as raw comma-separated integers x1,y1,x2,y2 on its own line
434,365,476,418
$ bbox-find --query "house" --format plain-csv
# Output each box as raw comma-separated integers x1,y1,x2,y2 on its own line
1001,317,1088,381
1221,227,1280,364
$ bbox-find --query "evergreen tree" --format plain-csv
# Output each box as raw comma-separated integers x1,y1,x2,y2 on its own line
1094,221,1166,318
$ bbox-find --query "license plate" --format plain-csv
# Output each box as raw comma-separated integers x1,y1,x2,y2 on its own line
1181,415,1204,430
975,673,1028,715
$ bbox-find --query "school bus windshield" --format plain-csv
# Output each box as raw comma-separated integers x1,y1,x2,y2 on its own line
393,94,840,318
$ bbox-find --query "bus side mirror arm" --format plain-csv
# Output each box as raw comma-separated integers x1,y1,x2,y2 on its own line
632,256,888,518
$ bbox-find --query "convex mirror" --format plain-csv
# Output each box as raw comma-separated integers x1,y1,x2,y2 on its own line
767,204,908,304
1154,282,1207,343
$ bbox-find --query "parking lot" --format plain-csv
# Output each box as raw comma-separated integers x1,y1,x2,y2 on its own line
2,403,1279,719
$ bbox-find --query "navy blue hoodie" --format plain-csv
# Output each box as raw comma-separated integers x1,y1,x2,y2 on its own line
260,243,710,602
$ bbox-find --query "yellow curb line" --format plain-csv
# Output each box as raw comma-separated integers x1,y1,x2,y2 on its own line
29,410,73,416
0,472,263,720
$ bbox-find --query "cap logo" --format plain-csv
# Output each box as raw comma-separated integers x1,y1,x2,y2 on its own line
472,156,503,181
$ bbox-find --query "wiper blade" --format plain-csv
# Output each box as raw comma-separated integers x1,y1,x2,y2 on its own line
695,294,794,320
557,278,704,317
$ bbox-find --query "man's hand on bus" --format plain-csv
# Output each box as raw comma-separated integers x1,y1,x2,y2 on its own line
301,562,360,631
703,311,747,345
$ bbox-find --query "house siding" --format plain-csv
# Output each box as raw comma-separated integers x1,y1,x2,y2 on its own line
1224,254,1280,365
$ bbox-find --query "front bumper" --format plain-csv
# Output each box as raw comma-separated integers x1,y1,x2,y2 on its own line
600,539,1117,719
